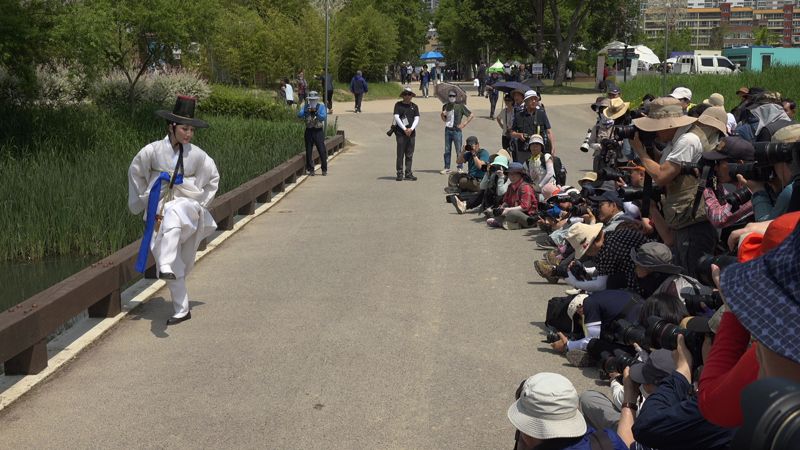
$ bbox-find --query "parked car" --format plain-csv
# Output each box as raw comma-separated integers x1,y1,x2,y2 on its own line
673,55,739,74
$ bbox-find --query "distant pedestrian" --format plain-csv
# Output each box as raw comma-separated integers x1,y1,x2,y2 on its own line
317,73,335,112
440,90,474,174
281,78,295,107
430,64,438,85
349,70,368,113
477,61,487,96
393,86,420,181
485,71,502,119
420,67,431,98
297,91,328,176
406,63,413,83
296,70,308,104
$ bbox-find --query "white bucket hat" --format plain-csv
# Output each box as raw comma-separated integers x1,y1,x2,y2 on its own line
507,373,587,440
524,90,540,101
669,87,692,102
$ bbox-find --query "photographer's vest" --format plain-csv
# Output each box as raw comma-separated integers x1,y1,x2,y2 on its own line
661,125,715,230
305,106,324,129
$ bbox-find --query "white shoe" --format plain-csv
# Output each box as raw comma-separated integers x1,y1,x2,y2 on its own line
452,197,466,214
439,169,451,175
457,167,465,174
565,288,582,295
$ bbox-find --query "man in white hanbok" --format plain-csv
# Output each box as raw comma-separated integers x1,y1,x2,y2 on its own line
128,96,220,325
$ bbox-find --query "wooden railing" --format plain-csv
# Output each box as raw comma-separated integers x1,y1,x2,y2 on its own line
0,132,345,375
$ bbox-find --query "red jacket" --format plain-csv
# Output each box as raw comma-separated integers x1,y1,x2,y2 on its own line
503,179,537,215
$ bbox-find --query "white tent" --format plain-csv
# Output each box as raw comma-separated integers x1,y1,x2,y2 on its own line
634,45,660,65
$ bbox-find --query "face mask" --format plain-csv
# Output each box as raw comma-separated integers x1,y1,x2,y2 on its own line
309,99,319,108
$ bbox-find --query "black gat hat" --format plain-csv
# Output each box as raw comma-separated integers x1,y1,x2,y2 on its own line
156,95,209,128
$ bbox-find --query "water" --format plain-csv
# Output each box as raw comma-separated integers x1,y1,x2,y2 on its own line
0,255,98,311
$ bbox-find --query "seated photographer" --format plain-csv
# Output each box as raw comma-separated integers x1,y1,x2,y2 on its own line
523,134,558,200
631,333,735,450
537,187,581,234
631,242,713,305
733,91,793,143
631,97,717,277
508,372,628,450
562,223,649,294
699,211,800,428
450,153,510,215
550,290,643,356
738,123,799,221
446,136,490,194
586,189,633,233
701,136,755,229
486,162,538,230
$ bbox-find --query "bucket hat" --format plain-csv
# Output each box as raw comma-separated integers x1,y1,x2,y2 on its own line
155,95,209,128
603,97,631,120
495,148,513,161
566,223,604,259
696,106,729,136
307,90,321,100
523,90,540,101
492,155,509,169
721,222,800,365
629,349,675,385
508,162,526,174
507,373,587,440
702,93,724,107
399,86,416,97
567,294,588,320
632,97,697,132
630,242,684,274
591,96,610,112
578,171,598,183
528,134,544,146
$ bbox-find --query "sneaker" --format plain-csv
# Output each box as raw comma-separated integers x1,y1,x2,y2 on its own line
566,349,593,367
451,196,466,214
396,173,403,181
445,193,458,203
503,220,521,230
534,260,559,284
404,173,417,181
322,171,328,176
486,218,502,228
439,168,451,175
457,166,465,174
536,237,557,250
544,249,561,266
565,288,582,295
307,170,315,176
443,186,460,194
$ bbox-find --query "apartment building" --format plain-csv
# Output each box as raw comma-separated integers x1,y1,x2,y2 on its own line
643,1,800,48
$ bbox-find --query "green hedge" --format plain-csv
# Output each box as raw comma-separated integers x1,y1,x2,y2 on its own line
201,84,295,121
0,104,304,262
620,66,799,110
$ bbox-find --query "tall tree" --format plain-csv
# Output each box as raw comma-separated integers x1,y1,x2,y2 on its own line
340,0,429,63
548,0,593,86
333,5,398,81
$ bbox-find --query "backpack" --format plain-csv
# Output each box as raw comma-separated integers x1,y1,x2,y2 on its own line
539,153,567,186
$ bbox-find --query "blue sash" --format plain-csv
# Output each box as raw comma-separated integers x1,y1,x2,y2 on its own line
135,172,183,273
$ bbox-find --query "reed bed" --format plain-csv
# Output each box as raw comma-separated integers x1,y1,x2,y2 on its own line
0,105,305,262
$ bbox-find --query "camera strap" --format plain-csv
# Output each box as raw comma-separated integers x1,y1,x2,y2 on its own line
691,165,712,218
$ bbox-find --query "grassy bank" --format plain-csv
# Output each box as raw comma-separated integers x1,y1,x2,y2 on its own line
0,104,306,262
332,81,403,102
620,66,799,109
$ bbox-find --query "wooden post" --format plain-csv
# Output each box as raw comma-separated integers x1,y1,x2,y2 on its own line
256,191,272,203
217,215,234,231
88,289,122,318
238,201,256,215
4,339,48,375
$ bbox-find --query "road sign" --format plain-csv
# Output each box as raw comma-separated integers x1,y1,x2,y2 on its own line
531,63,543,74
608,48,637,58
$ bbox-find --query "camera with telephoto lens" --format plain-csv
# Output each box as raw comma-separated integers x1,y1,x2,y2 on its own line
695,253,738,287
754,141,800,166
597,167,626,182
645,316,707,365
570,204,597,217
728,162,774,182
724,186,753,213
618,185,665,202
580,129,592,153
684,291,725,316
613,125,657,147
733,377,800,450
386,126,395,136
586,339,637,378
542,325,582,344
608,319,647,347
569,260,590,281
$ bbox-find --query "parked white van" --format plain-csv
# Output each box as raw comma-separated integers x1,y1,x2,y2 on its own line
673,55,739,74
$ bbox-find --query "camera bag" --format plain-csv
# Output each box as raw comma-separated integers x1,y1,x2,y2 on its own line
545,294,584,337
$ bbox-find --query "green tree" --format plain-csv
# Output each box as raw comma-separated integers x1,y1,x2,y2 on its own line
333,5,398,81
341,0,429,63
753,26,781,46
433,0,483,66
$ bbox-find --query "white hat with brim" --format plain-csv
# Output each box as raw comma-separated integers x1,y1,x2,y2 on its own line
494,148,513,161
507,373,587,440
524,90,540,101
566,223,604,259
307,91,321,100
632,97,697,132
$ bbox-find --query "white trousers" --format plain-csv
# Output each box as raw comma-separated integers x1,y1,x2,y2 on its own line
166,277,190,318
153,198,202,318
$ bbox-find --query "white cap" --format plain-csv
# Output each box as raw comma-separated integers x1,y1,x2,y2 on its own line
669,87,693,102
524,90,540,101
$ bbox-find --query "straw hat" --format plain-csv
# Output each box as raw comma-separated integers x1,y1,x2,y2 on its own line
702,93,724,107
632,97,697,132
696,106,729,136
603,97,630,120
495,148,513,161
566,223,604,259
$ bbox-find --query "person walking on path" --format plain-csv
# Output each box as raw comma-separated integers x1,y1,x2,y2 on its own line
317,73,335,112
297,91,328,176
350,70,368,113
477,61,487,97
281,78,295,107
420,67,431,98
296,70,308,104
393,86,420,181
485,71,502,119
440,90,474,174
128,95,220,326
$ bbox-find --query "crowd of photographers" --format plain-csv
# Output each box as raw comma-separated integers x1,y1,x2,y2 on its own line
444,83,800,449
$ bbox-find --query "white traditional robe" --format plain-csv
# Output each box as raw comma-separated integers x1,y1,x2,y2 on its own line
128,137,219,316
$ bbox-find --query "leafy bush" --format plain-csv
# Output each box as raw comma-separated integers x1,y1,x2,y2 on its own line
35,64,90,107
201,84,294,121
91,69,210,108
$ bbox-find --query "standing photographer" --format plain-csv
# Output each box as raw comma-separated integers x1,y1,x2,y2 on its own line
392,87,420,181
297,91,328,176
510,90,555,160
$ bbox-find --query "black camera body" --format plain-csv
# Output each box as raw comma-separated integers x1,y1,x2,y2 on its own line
386,126,395,137
597,167,625,182
614,125,657,148
618,186,664,202
608,318,647,347
684,291,724,316
646,316,707,365
696,253,738,287
586,338,637,378
569,260,590,281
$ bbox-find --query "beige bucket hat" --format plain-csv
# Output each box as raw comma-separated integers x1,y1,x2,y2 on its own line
566,223,604,259
603,97,631,120
632,97,697,132
507,373,587,440
696,106,729,136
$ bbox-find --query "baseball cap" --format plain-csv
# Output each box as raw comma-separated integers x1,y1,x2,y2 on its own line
466,136,479,146
589,189,623,209
629,349,675,385
669,87,693,101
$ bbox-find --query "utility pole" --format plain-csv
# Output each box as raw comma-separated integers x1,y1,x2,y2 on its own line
324,0,330,131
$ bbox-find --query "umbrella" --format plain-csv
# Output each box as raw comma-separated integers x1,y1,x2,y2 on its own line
435,82,467,105
491,81,530,93
487,60,504,73
522,77,544,88
420,51,444,60
634,45,660,65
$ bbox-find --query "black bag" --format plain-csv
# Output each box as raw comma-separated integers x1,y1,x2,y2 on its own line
539,153,567,186
545,295,583,337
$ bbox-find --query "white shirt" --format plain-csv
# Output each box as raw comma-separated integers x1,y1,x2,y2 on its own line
445,109,455,128
284,84,294,102
660,125,703,165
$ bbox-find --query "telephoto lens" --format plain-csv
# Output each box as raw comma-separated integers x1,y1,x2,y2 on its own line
728,162,774,182
754,141,798,165
597,167,625,182
724,187,753,213
684,291,725,316
611,319,647,347
645,316,707,366
613,125,637,140
696,253,738,287
580,129,592,153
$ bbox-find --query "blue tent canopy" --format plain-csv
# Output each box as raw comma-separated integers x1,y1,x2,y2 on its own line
420,51,444,60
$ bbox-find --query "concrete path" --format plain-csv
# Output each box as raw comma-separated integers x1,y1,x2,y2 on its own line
0,89,601,448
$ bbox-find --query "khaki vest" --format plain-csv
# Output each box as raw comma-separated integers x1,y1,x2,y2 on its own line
661,125,714,230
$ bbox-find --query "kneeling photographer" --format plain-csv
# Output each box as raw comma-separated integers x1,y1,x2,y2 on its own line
450,152,510,215
445,136,490,194
485,162,538,230
737,124,800,221
631,242,716,311
631,98,721,277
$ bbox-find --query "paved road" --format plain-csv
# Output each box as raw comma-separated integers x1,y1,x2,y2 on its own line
0,89,600,448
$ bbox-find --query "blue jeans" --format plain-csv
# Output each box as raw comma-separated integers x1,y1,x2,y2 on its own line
443,128,463,170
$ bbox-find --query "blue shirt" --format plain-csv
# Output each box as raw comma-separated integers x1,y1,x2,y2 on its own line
464,148,490,178
297,103,327,121
752,182,793,221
